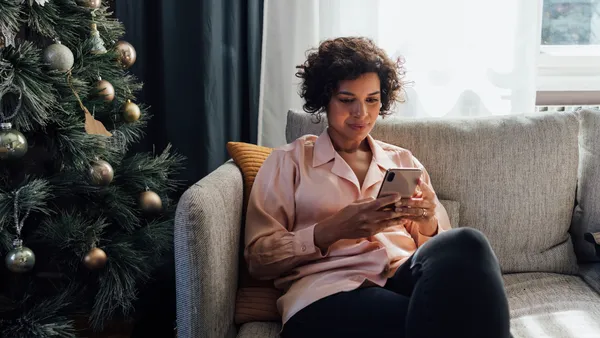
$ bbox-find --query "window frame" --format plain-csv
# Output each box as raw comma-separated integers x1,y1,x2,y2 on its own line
538,0,600,93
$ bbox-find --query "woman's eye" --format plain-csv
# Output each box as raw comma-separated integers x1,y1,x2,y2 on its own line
339,98,379,104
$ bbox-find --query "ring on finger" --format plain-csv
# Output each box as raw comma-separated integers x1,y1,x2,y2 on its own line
421,209,427,218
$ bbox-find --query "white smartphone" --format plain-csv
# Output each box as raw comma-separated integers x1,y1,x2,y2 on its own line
376,168,422,210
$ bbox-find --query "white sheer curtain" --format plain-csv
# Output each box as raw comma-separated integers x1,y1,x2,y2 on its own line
258,0,543,147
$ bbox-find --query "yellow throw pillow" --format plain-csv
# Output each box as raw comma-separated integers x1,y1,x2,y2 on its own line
226,142,281,324
234,287,282,324
226,142,273,210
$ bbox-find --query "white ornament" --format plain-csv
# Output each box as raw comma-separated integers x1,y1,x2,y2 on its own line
20,0,50,6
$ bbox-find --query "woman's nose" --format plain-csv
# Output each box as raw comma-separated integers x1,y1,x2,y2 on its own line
351,102,367,117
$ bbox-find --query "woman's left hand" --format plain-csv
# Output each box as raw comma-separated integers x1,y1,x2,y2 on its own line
394,178,438,236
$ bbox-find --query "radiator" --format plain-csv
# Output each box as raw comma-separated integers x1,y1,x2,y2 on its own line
535,105,600,113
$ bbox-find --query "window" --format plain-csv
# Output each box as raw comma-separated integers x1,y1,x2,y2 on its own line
537,0,600,92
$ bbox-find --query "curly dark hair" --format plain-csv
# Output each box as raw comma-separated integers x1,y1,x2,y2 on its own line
295,36,407,117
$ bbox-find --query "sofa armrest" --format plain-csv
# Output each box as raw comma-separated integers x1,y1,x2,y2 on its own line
174,161,244,338
579,263,600,295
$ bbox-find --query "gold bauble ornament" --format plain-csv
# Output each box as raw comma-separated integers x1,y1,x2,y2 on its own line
115,41,136,69
83,247,107,269
139,190,162,213
94,79,115,103
76,0,102,9
89,159,114,186
42,41,74,72
5,239,35,273
0,123,28,160
122,99,141,122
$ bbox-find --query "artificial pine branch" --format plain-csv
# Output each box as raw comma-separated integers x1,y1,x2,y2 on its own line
0,0,22,36
1,42,58,131
95,185,140,232
91,240,148,330
118,144,186,194
0,287,76,338
34,211,108,268
24,1,59,40
131,215,175,266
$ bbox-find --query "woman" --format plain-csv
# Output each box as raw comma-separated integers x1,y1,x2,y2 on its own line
245,37,511,338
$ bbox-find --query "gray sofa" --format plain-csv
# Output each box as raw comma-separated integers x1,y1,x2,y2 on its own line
175,109,600,338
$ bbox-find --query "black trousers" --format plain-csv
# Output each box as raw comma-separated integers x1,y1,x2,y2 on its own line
281,228,511,338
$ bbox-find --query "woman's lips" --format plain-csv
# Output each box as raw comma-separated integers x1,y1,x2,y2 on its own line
348,124,366,131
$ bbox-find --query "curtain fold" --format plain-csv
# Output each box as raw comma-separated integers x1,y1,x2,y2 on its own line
117,0,263,186
259,0,542,147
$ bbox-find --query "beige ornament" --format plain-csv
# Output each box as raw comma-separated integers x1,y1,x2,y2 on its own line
115,41,137,69
139,190,162,213
122,100,141,122
83,247,107,269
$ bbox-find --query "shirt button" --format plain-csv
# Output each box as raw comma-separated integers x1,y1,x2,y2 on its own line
301,245,307,252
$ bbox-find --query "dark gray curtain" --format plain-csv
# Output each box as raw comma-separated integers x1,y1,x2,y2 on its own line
116,0,263,185
114,1,264,335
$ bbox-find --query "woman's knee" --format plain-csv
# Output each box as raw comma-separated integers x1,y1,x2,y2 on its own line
435,227,496,262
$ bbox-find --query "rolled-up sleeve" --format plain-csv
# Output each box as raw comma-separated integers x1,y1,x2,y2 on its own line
244,150,328,280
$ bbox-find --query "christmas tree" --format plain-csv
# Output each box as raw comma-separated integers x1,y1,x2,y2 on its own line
0,0,183,336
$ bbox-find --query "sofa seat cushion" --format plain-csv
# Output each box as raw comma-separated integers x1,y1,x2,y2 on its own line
579,263,600,295
237,272,600,337
237,322,281,338
505,272,600,338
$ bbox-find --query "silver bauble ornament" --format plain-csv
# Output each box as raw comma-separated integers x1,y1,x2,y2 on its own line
89,159,114,186
5,239,35,273
42,42,74,72
0,123,28,160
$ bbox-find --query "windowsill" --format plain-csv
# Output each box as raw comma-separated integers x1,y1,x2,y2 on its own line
536,90,600,106
537,75,600,92
537,46,600,92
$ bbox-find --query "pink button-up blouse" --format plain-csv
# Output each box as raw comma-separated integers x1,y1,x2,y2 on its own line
244,128,450,327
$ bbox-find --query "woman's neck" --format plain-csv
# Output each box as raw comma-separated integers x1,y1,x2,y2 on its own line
328,129,370,154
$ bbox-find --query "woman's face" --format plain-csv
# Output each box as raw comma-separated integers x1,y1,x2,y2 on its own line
326,72,381,146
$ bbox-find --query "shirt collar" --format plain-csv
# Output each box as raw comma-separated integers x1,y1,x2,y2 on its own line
312,128,397,170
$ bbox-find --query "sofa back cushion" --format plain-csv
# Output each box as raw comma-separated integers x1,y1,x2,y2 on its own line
286,109,580,274
571,109,600,262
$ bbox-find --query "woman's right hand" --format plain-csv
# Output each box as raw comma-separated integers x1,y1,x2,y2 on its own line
314,194,405,252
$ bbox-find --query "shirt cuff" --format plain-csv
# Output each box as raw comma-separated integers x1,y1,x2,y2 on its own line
294,224,330,257
417,221,443,247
